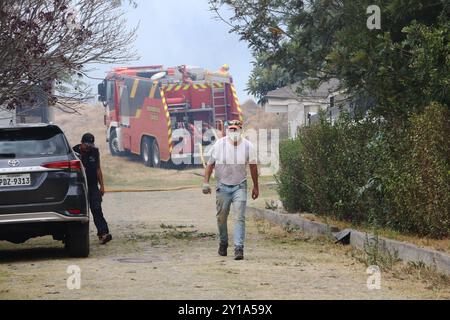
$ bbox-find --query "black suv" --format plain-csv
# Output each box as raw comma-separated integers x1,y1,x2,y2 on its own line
0,124,90,257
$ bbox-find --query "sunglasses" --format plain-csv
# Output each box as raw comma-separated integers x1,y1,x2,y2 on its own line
227,120,243,128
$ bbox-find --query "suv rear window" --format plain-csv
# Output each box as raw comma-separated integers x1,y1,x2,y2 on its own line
0,127,70,158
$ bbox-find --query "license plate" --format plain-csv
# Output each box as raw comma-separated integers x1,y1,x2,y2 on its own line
0,174,31,187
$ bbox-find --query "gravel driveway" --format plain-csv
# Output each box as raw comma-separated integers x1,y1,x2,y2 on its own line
0,190,449,300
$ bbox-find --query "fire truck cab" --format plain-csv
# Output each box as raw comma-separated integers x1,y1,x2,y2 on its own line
98,65,243,168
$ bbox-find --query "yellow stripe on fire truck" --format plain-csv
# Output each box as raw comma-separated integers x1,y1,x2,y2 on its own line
135,109,142,119
149,81,158,99
164,82,224,92
230,84,244,122
160,89,173,153
130,79,139,99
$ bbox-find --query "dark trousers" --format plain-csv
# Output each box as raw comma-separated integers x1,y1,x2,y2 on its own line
88,185,109,236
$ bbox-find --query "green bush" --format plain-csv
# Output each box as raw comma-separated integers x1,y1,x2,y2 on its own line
277,103,450,238
276,138,311,212
378,103,450,237
300,113,382,222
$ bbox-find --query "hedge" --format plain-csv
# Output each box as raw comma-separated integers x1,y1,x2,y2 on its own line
276,103,450,238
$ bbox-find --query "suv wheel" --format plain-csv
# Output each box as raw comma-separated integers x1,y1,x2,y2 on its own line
65,222,90,258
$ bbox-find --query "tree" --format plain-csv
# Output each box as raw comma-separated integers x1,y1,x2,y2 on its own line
0,0,138,112
210,0,449,119
247,52,292,104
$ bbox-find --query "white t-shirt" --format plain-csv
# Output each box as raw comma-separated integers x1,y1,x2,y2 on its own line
207,137,257,185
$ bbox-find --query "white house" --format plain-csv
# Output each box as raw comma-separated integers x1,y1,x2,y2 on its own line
264,79,340,138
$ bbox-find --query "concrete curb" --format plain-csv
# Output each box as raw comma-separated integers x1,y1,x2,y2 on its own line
247,207,450,276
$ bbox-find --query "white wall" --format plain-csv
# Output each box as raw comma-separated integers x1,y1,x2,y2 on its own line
265,103,288,114
266,96,330,139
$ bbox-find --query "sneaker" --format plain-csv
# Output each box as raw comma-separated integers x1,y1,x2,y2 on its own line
234,246,244,260
218,243,228,256
99,234,112,245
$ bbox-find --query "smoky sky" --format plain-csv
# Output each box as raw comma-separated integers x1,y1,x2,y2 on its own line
87,0,253,103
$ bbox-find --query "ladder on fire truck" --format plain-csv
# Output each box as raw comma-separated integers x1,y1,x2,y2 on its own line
211,83,229,123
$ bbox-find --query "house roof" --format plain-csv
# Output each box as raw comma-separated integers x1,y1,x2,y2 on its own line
266,79,340,100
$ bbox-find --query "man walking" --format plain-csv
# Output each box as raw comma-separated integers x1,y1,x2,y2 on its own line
202,120,259,260
73,133,112,245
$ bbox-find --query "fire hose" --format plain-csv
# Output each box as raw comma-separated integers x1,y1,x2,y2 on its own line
105,185,199,193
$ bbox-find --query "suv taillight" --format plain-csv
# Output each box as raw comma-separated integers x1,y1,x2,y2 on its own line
42,160,82,172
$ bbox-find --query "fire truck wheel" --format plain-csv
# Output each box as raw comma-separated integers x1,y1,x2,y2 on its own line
109,130,122,157
141,137,152,167
151,139,161,168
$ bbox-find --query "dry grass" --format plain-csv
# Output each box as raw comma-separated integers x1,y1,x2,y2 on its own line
253,218,450,294
399,262,450,292
53,104,108,154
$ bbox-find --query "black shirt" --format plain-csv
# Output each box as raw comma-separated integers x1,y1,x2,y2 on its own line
73,144,100,186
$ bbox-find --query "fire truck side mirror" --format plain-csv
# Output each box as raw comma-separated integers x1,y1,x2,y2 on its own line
98,81,106,102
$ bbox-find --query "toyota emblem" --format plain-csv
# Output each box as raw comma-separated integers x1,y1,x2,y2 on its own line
8,159,20,167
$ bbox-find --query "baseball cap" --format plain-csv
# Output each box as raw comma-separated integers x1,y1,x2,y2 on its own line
81,133,95,144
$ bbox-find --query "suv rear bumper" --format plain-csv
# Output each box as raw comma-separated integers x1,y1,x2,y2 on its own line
0,212,89,224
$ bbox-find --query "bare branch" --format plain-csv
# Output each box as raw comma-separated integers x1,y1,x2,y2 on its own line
0,0,138,110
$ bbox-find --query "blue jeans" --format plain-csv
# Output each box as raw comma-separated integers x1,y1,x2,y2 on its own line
215,181,247,248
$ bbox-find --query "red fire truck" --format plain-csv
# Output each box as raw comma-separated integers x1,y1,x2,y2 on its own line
98,65,243,168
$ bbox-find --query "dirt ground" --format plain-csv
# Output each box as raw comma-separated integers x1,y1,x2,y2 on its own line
1,189,449,300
